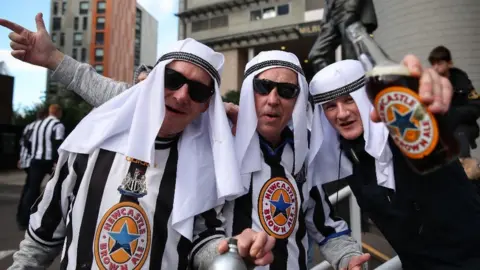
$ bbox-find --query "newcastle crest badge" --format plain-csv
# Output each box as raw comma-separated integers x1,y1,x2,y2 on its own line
118,168,147,198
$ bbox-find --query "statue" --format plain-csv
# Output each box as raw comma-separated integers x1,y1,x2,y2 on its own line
308,0,378,73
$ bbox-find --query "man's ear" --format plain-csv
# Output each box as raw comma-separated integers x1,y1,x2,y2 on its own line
201,98,211,112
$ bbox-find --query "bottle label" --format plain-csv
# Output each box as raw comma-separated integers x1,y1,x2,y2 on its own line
374,86,439,159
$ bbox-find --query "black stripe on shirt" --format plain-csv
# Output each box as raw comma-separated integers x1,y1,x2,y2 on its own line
40,119,54,160
269,162,289,270
60,153,89,269
177,236,192,270
295,179,307,270
310,187,337,237
232,175,254,236
149,140,179,270
31,159,70,245
76,149,116,269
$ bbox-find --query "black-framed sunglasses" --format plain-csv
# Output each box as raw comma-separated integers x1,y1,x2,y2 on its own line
164,67,214,103
253,78,300,99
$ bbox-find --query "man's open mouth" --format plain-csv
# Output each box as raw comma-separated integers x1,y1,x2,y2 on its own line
166,105,185,114
340,120,355,127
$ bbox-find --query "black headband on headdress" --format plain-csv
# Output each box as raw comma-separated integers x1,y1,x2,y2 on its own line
156,52,221,85
244,60,304,79
312,75,365,104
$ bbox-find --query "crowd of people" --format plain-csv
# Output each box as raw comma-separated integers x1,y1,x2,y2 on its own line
2,11,480,270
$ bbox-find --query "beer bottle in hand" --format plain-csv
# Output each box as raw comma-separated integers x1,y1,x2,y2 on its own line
208,238,248,270
345,22,459,174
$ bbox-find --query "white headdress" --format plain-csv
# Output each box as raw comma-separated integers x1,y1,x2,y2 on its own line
235,50,310,189
308,59,395,190
60,38,245,240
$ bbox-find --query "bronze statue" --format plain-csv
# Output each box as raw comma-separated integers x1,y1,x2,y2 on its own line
308,0,378,73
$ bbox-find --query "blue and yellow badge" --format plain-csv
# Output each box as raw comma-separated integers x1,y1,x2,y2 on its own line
258,177,298,239
94,202,151,270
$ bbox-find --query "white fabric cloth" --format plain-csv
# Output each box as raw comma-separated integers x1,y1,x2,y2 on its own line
308,59,395,190
235,50,310,190
59,38,245,240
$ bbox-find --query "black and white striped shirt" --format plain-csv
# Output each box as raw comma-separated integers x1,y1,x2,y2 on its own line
224,129,349,270
28,137,225,269
18,121,36,169
30,115,65,161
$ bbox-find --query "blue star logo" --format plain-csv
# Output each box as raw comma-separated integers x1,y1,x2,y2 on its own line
108,222,140,256
270,193,292,219
388,108,418,138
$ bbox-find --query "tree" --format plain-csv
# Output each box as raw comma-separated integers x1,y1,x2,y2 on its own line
222,89,240,105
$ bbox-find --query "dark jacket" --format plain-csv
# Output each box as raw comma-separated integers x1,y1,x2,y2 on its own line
340,136,480,269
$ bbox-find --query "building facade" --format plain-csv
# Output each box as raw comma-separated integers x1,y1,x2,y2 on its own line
177,0,325,95
372,0,480,90
47,0,158,96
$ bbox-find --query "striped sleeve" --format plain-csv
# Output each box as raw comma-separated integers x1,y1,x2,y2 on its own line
27,152,78,247
52,122,65,140
305,185,350,245
190,205,226,260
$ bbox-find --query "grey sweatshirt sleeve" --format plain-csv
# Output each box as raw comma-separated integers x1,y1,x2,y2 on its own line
7,232,62,270
50,55,130,107
319,234,367,270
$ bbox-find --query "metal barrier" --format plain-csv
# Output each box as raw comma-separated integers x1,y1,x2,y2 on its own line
311,186,403,270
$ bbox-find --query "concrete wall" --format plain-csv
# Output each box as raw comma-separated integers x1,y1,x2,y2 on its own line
187,0,306,41
138,5,158,65
372,0,480,89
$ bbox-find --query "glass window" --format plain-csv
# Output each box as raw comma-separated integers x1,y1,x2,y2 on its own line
250,10,261,21
262,7,276,19
73,33,82,46
51,33,57,43
210,16,228,28
74,17,79,30
60,32,65,46
62,1,66,14
95,48,104,62
97,1,106,13
95,65,103,74
81,48,87,62
95,32,104,45
72,48,78,60
191,19,209,32
79,1,89,14
305,0,324,11
53,2,58,15
53,17,62,31
277,4,289,16
83,17,88,30
96,17,105,30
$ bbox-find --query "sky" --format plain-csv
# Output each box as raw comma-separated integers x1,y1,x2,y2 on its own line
0,0,179,112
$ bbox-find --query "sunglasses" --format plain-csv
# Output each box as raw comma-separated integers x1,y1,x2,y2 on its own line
164,67,214,103
253,78,300,99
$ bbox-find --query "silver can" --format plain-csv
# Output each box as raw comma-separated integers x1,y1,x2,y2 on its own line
208,238,248,270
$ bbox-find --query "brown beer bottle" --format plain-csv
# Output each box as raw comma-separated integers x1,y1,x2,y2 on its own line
345,22,459,174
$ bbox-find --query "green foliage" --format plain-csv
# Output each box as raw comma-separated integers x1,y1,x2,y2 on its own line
222,89,240,105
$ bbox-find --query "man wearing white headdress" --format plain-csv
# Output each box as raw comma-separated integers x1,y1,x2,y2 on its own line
6,28,275,270
229,50,370,270
308,58,480,269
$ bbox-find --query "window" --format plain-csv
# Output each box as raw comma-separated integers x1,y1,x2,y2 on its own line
210,16,228,28
96,17,105,30
62,1,66,14
74,17,79,30
53,17,61,30
306,0,324,11
83,17,88,30
95,65,104,74
95,32,104,45
191,19,209,32
72,48,78,60
97,1,106,14
73,33,82,46
51,33,57,43
60,32,65,46
277,4,289,16
95,48,104,62
81,48,87,62
79,1,89,14
53,2,58,15
250,10,261,21
262,7,276,19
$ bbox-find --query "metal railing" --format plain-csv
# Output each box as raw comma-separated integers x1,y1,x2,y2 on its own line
311,186,402,270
